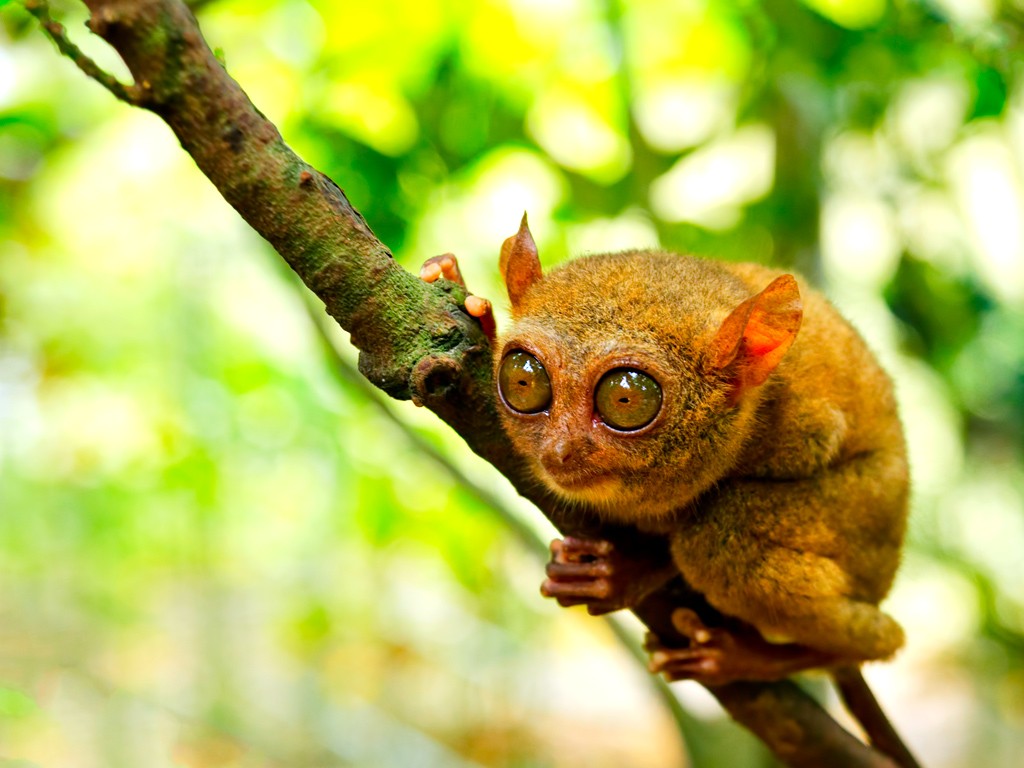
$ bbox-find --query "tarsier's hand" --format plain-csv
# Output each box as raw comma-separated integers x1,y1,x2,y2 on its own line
419,253,495,340
541,536,674,616
646,608,838,686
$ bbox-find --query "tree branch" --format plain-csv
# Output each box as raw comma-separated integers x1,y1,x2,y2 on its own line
31,1,899,765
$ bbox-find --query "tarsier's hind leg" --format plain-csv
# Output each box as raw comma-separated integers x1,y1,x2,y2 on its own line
692,542,906,662
739,543,905,661
673,449,908,663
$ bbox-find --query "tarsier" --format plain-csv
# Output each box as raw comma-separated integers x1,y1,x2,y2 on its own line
421,216,913,763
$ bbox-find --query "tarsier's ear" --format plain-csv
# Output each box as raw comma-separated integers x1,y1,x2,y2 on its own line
500,212,542,314
709,275,802,395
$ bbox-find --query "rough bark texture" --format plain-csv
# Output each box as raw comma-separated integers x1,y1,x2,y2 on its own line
43,1,901,765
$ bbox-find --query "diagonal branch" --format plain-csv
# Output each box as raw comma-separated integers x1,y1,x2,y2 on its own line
29,1,899,765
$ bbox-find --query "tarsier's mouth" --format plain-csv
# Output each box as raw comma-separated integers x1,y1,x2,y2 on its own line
541,466,614,494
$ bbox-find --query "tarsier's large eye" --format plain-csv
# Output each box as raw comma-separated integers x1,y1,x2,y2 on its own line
499,350,552,414
595,369,662,430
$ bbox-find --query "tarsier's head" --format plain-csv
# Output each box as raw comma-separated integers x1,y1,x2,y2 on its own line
494,215,802,521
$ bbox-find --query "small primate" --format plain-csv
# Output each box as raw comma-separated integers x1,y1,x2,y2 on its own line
421,215,915,765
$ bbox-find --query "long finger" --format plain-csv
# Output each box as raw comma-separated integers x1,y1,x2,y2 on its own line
545,560,612,581
541,577,612,600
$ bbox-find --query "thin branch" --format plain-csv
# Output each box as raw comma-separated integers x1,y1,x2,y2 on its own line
24,0,137,104
835,669,921,768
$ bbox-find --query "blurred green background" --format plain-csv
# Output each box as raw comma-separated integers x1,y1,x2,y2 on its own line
1,0,1023,765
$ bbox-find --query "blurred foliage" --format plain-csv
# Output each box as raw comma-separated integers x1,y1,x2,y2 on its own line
1,0,1024,766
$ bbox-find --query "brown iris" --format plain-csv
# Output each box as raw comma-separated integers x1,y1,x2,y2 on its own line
595,369,661,430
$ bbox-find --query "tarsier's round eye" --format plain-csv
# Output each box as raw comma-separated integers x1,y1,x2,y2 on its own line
595,369,662,431
499,350,552,414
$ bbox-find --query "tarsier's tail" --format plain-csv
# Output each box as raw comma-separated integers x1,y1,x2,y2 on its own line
833,665,921,768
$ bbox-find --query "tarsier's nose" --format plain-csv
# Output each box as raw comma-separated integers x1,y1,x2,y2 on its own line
541,437,595,472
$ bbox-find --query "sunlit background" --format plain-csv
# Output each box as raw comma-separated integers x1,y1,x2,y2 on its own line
1,0,1023,765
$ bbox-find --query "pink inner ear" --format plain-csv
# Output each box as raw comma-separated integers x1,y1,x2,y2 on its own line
745,312,795,356
711,275,802,390
746,333,783,356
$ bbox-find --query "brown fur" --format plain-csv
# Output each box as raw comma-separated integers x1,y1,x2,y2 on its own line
497,249,909,662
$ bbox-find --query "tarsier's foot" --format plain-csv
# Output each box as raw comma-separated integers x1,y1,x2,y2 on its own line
419,253,495,340
541,536,672,616
646,609,839,686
